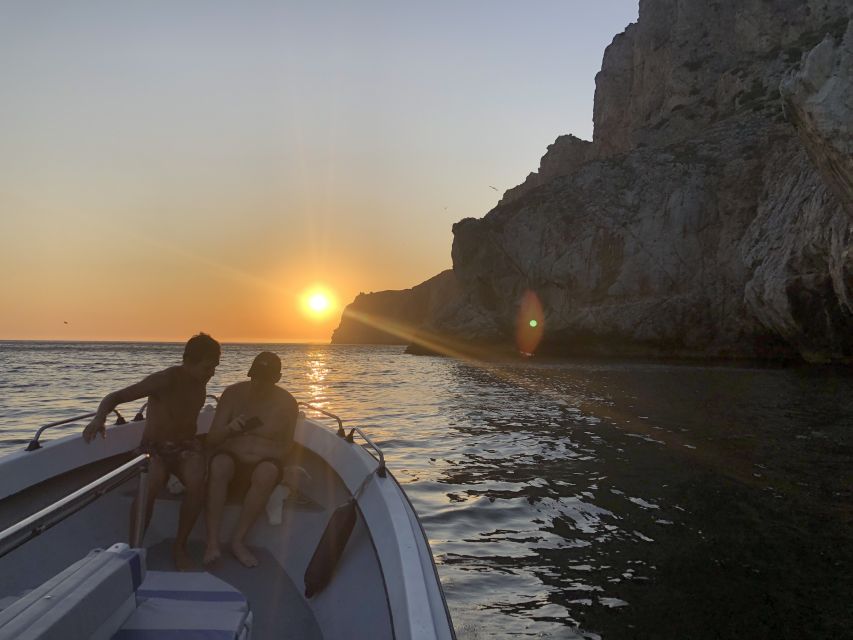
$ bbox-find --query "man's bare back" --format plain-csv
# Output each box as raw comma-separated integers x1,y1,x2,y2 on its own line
81,332,221,571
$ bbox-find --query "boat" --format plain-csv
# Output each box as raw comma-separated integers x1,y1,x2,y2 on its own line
0,400,456,639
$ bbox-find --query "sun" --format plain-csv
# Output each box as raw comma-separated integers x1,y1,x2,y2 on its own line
300,287,337,319
308,293,330,313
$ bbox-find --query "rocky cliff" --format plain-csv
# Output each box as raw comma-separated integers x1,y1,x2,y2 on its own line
331,270,461,345
334,0,853,363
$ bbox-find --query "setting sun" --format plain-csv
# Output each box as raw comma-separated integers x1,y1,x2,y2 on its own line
308,293,329,312
300,287,337,320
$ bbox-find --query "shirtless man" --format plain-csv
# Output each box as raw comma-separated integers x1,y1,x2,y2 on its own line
82,333,220,571
204,351,297,567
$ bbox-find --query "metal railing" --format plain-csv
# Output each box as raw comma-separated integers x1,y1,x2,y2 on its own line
26,409,131,451
0,454,150,559
298,402,386,477
298,402,345,436
24,395,220,451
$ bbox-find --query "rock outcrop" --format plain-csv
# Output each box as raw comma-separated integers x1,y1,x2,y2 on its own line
499,135,594,206
333,0,853,363
331,270,462,345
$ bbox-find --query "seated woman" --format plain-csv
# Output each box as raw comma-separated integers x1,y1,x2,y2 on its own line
204,351,297,567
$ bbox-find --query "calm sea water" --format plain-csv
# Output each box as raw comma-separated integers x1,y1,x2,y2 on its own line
1,341,851,639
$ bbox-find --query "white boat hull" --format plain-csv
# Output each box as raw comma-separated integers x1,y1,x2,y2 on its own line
0,407,455,640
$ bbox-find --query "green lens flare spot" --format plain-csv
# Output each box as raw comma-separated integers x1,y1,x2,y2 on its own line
529,319,538,328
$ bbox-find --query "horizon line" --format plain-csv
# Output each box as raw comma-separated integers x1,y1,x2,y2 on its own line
0,338,335,346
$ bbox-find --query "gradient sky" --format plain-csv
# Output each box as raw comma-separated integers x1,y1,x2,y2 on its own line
0,1,638,342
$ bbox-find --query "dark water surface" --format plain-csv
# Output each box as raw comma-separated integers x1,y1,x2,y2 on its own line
1,341,851,639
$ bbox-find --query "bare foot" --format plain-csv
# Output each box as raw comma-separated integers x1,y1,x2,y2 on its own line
230,540,259,568
173,545,197,572
203,544,222,566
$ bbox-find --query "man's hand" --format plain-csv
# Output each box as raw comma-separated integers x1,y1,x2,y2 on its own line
82,416,107,443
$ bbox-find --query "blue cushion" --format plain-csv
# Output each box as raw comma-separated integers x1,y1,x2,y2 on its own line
113,571,250,640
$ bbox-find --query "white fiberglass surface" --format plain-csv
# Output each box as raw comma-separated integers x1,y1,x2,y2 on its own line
0,439,393,639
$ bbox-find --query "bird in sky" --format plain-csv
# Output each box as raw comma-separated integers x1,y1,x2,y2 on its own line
489,185,499,191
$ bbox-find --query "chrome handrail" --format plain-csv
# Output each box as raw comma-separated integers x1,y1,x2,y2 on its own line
26,408,131,452
27,394,219,450
345,426,387,478
298,402,386,477
0,454,150,559
298,402,345,437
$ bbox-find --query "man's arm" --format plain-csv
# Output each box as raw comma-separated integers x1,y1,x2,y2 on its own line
82,370,171,443
206,387,243,449
275,395,298,460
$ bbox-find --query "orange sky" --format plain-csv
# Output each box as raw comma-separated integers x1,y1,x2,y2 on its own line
0,2,638,342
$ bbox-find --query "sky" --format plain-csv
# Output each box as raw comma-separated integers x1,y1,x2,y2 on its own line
0,0,638,343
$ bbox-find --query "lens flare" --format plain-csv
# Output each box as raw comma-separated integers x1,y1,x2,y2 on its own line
516,290,544,355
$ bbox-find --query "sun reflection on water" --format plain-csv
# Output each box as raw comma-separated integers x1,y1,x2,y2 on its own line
304,351,329,409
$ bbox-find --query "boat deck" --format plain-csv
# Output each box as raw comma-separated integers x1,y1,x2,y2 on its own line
145,534,321,639
0,402,449,640
0,446,384,640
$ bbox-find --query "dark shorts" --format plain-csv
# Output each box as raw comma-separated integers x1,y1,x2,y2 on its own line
210,450,283,500
138,438,203,476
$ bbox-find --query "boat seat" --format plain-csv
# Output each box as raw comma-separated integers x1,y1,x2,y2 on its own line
0,543,252,640
0,543,145,640
114,570,253,639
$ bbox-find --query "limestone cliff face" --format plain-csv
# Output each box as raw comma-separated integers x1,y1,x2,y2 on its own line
451,120,851,360
335,1,853,362
438,0,852,363
592,0,850,158
780,19,853,218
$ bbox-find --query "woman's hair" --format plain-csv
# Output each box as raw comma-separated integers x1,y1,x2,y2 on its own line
183,332,221,364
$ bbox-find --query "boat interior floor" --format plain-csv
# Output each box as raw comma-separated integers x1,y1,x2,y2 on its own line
145,538,322,640
0,452,346,640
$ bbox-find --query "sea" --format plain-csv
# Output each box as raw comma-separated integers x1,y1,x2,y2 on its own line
1,341,851,639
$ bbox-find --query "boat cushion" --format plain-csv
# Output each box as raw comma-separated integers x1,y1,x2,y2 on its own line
113,570,251,640
0,543,145,640
136,570,249,607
